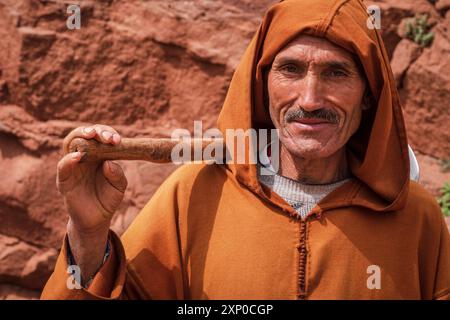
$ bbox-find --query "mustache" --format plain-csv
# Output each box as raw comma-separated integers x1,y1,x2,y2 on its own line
285,107,340,124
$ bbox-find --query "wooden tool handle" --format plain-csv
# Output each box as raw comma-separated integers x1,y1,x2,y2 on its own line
68,137,225,163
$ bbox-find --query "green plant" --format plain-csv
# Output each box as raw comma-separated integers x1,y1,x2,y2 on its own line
438,182,450,217
405,14,435,47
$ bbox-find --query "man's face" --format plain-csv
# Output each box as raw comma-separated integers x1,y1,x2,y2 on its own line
267,35,367,160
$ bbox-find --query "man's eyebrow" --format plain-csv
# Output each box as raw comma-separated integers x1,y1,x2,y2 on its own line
273,56,357,70
321,61,356,70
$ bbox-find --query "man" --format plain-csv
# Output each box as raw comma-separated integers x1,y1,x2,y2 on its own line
41,0,450,299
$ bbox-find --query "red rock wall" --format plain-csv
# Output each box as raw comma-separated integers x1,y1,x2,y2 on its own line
0,0,448,299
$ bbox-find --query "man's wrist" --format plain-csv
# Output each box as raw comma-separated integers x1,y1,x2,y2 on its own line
67,218,111,240
66,232,111,288
66,221,110,286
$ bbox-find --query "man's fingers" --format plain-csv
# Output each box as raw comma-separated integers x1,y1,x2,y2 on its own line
95,161,127,214
63,127,96,154
90,124,121,146
102,161,128,193
62,124,121,154
56,152,83,193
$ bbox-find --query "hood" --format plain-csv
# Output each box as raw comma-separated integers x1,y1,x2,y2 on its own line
216,0,410,214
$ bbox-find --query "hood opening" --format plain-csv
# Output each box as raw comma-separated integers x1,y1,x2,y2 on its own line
217,0,410,213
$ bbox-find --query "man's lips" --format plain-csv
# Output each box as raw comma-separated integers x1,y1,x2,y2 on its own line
289,118,336,131
292,118,332,125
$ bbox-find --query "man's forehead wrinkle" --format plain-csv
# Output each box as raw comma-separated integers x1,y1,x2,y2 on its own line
274,50,358,70
273,35,358,67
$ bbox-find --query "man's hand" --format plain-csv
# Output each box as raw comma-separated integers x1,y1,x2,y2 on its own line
57,124,127,284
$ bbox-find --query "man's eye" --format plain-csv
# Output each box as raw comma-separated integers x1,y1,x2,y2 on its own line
326,70,349,77
280,64,299,73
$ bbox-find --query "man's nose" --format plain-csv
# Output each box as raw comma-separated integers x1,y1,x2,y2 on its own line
296,73,323,111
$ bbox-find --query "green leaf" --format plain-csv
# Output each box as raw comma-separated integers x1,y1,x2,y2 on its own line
438,182,450,217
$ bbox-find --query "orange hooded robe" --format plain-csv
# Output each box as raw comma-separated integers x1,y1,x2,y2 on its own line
41,0,450,300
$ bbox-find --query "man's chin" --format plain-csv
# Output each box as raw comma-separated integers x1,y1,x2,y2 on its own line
290,149,328,160
283,139,336,160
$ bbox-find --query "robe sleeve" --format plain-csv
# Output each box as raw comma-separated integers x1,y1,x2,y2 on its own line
40,230,142,300
432,215,450,300
41,165,189,300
